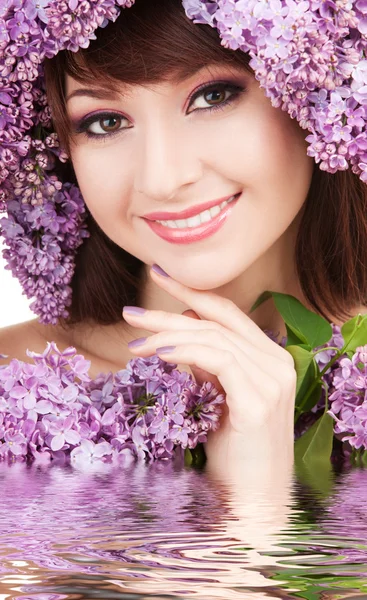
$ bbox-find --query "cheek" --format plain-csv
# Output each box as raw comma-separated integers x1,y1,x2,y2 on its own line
202,102,313,214
71,145,130,220
70,144,149,258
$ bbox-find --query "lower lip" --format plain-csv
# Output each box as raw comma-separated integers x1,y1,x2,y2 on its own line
143,195,240,245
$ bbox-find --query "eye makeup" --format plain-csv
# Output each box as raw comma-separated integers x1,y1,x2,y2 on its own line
70,78,247,143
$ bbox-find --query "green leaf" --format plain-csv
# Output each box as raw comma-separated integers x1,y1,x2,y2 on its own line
298,381,323,416
184,448,193,466
184,445,206,468
294,412,334,464
362,450,367,467
295,457,335,499
287,345,319,404
341,313,367,353
287,344,322,415
287,345,322,415
249,291,272,313
285,324,308,347
272,292,333,348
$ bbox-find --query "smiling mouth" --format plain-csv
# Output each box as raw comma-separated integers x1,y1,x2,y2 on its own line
152,194,239,230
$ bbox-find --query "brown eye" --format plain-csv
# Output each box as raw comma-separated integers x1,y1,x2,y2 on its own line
204,88,227,105
100,116,122,133
188,82,244,112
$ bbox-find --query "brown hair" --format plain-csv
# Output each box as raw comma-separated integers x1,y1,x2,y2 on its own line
44,0,367,325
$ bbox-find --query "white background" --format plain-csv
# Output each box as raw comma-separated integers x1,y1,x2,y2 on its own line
0,240,34,328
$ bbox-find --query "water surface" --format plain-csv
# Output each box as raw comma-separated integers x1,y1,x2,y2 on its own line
1,459,367,599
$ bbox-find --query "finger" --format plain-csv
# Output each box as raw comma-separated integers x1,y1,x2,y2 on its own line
149,265,287,359
153,343,276,431
128,328,280,396
180,311,220,388
123,307,293,373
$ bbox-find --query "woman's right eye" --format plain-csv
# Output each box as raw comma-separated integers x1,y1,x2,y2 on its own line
74,113,130,141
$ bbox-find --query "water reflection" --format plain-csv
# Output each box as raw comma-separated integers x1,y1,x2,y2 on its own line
0,458,366,599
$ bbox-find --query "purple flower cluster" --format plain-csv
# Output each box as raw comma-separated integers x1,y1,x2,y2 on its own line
184,0,367,182
328,344,367,450
0,343,224,466
290,324,367,451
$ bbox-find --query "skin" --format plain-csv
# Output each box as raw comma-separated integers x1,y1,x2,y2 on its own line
61,62,315,465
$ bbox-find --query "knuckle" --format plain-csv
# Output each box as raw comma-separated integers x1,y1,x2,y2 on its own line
222,350,237,369
211,293,238,314
269,378,282,402
282,365,297,390
285,351,296,367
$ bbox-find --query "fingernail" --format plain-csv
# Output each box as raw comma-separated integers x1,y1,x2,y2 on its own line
128,337,147,349
123,306,147,316
156,346,176,354
152,264,170,278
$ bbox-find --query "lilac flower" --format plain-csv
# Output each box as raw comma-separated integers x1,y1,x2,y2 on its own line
2,430,27,457
327,344,367,450
46,414,81,451
0,345,224,464
70,439,114,468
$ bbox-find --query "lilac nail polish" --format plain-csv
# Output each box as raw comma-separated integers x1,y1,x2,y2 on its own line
128,337,147,349
156,346,176,354
123,306,147,316
152,264,170,278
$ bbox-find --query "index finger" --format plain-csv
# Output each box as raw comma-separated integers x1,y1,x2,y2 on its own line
149,265,286,358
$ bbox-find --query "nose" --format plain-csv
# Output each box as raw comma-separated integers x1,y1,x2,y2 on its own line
134,118,202,202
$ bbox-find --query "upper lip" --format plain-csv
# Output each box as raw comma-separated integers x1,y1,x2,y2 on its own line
143,194,239,221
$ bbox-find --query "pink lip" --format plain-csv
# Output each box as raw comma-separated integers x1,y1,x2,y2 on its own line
143,194,237,221
144,194,240,245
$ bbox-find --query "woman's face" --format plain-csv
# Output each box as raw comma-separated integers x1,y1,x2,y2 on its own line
65,63,314,289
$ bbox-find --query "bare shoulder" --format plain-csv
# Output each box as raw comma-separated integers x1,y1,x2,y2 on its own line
0,319,68,365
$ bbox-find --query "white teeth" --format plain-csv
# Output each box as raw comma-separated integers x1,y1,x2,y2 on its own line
155,195,237,229
200,209,212,223
209,204,221,219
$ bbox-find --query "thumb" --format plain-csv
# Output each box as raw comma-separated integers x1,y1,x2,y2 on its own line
181,310,224,393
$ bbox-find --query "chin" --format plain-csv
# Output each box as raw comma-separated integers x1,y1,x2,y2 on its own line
167,265,241,291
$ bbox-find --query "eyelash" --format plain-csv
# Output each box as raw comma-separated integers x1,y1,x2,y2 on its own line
73,81,245,143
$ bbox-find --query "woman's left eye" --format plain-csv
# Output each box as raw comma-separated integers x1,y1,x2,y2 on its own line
188,82,245,113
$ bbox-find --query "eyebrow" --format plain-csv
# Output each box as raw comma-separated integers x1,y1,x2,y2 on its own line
66,88,123,103
65,63,245,103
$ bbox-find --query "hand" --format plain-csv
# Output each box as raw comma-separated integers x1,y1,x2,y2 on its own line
122,265,296,465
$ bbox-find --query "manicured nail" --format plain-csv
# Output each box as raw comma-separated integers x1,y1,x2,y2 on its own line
156,346,176,354
123,306,147,316
151,264,170,278
128,337,147,349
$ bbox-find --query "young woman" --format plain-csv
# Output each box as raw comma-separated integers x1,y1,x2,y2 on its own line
0,0,366,466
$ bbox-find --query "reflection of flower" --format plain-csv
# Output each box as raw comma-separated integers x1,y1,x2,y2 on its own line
0,343,224,464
